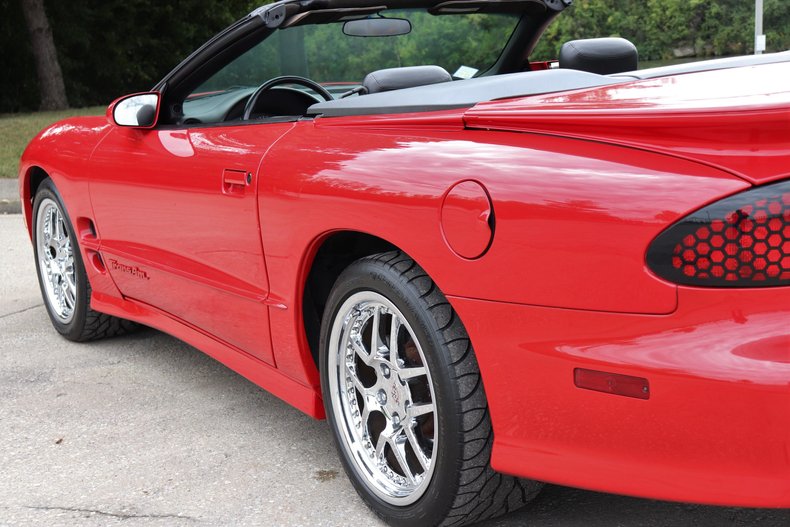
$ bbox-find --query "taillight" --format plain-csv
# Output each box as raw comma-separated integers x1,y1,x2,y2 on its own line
647,181,790,287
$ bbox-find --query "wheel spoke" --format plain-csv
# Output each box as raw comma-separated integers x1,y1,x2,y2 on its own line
360,402,371,431
404,425,430,472
351,337,373,366
62,281,75,311
371,306,381,355
389,314,401,357
48,208,57,240
398,366,427,380
375,430,389,460
408,402,434,418
54,213,63,241
391,433,417,485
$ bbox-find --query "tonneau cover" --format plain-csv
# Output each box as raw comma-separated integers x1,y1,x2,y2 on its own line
308,69,621,117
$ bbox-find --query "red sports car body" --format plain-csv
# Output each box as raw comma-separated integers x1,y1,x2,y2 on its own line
19,1,790,524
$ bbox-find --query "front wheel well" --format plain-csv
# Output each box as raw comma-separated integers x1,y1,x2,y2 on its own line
23,166,50,235
302,232,397,366
27,166,50,202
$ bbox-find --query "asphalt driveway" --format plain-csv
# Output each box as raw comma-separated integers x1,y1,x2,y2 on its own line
1,214,788,527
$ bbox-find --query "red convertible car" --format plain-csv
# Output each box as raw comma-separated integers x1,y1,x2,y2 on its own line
19,0,790,525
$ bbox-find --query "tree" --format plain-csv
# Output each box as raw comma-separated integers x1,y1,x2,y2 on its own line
20,0,68,110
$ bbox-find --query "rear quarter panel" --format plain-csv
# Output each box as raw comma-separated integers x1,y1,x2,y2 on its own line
258,116,748,380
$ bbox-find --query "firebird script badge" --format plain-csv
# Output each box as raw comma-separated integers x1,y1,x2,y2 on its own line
109,259,150,280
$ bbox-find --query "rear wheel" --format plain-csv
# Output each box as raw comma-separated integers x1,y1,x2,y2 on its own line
33,179,137,341
320,251,542,527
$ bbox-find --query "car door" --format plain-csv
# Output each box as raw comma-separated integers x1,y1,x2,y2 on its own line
89,122,294,365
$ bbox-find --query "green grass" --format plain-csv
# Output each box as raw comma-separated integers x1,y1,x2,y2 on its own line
0,106,104,179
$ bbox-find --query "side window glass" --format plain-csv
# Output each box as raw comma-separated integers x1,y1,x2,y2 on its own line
182,30,326,125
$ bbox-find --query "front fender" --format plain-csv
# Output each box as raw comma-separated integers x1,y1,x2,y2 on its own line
19,116,111,237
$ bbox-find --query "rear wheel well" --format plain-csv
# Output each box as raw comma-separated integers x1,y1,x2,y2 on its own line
302,232,397,366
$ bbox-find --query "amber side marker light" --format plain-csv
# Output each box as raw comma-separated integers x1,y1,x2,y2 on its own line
574,368,650,400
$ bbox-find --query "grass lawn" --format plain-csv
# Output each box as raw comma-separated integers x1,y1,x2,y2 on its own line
0,106,104,179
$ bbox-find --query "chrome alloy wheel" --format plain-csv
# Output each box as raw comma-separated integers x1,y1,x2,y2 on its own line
327,291,438,505
36,198,76,323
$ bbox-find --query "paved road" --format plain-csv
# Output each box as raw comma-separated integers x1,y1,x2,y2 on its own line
1,215,788,527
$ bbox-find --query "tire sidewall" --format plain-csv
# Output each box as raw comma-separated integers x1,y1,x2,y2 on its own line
319,258,464,527
32,180,90,340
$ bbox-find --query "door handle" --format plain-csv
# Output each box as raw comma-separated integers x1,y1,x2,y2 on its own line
222,169,251,195
223,169,250,186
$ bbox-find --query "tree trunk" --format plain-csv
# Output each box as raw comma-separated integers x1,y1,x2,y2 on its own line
21,0,68,111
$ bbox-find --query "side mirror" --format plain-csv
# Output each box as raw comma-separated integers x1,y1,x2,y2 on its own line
109,92,160,128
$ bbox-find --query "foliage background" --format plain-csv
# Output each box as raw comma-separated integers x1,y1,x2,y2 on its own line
2,0,790,113
1,0,261,112
532,0,790,61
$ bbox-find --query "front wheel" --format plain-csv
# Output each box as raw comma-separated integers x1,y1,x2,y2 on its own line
33,178,137,341
320,251,542,527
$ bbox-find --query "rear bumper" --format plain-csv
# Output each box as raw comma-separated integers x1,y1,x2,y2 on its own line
449,287,790,507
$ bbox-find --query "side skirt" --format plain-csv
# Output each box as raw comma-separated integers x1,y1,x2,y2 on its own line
90,291,325,419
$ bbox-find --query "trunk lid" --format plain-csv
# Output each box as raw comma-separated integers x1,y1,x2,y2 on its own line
464,61,790,185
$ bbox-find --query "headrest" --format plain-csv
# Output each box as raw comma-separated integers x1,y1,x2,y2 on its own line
363,65,452,94
559,38,638,75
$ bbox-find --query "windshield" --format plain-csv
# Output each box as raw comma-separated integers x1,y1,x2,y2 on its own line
196,9,519,93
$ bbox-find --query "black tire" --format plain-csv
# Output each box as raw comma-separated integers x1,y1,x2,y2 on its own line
33,178,137,341
319,251,542,527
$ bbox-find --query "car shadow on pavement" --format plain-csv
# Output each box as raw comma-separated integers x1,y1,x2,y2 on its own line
481,484,790,527
109,327,790,527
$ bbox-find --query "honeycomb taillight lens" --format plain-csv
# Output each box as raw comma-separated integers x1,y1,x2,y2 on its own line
647,181,790,287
